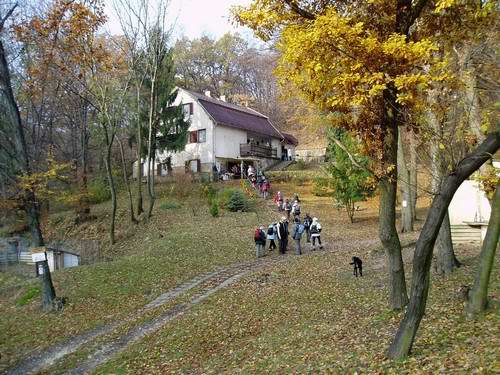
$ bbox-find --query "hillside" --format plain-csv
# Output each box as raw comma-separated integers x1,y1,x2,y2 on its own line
0,179,497,374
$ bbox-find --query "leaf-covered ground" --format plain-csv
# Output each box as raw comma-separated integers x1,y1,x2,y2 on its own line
1,180,497,374
95,244,498,374
0,181,272,370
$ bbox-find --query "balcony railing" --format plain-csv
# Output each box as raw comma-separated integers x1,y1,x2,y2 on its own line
240,143,277,158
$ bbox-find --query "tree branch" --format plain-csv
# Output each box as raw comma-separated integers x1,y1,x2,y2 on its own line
409,0,430,28
283,0,316,20
0,4,17,32
332,137,374,176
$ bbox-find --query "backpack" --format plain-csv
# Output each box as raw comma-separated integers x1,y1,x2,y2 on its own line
310,224,319,234
285,203,292,211
254,228,261,241
294,205,301,215
267,227,274,235
297,224,305,235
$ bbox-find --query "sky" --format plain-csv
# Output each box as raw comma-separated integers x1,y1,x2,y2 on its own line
103,0,255,41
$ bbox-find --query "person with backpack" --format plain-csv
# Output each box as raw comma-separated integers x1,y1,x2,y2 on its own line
292,217,305,255
310,217,323,250
274,191,284,211
291,200,301,220
277,217,288,255
267,222,277,251
254,225,267,258
262,179,270,199
284,199,292,220
303,213,313,243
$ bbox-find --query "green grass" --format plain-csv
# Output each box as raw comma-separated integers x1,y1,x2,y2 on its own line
1,179,496,374
15,286,40,306
0,180,276,371
95,246,499,374
158,201,181,210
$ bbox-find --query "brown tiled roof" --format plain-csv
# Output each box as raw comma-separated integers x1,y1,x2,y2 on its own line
282,132,299,146
184,89,284,139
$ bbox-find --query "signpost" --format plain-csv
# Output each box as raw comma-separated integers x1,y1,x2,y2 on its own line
31,248,56,310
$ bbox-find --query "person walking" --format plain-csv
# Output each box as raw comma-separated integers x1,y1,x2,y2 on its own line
291,199,301,221
284,199,292,220
267,222,277,251
254,225,267,258
303,213,313,243
274,191,283,211
292,217,305,255
262,179,270,199
310,217,323,250
277,217,288,255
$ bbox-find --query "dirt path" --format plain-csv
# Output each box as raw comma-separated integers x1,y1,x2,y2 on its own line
5,259,285,375
7,190,416,375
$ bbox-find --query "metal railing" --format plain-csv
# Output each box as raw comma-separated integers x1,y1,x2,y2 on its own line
240,143,277,158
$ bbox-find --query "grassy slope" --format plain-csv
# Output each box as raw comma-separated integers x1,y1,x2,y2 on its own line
0,181,273,370
1,179,497,374
96,245,499,374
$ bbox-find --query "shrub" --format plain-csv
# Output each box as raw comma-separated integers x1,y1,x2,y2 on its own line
226,190,249,212
159,201,181,210
288,159,307,170
209,200,219,217
88,178,111,204
201,182,217,201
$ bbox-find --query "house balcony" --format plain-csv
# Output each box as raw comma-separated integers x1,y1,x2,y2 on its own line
240,143,277,159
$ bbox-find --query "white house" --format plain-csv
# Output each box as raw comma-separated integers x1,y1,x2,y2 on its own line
448,161,499,244
133,88,298,178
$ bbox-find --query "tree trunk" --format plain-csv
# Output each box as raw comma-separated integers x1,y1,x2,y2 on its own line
40,259,56,311
0,32,44,246
76,106,91,223
433,211,461,274
387,132,500,359
118,138,137,224
135,84,144,216
103,131,117,244
409,130,417,220
428,93,460,275
398,130,414,233
379,88,408,309
466,184,500,319
146,67,157,220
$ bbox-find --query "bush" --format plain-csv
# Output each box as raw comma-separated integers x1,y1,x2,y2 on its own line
226,190,249,212
201,182,217,201
288,159,307,170
159,201,181,210
88,178,111,204
217,187,237,208
209,200,219,217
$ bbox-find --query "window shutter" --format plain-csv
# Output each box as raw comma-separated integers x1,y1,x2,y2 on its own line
189,102,193,115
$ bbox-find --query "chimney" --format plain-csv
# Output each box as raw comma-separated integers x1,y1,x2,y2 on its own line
204,90,211,97
220,95,226,102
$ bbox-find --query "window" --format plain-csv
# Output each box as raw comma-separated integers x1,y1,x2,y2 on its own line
182,103,193,117
189,131,198,143
198,129,206,143
189,129,206,143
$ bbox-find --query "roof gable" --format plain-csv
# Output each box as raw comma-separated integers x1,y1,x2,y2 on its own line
182,89,283,139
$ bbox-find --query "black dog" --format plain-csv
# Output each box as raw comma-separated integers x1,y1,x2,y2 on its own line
350,256,363,277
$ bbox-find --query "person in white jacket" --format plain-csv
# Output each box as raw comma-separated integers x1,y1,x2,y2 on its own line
310,217,323,250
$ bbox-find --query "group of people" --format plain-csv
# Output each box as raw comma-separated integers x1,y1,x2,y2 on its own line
254,192,324,258
247,165,271,199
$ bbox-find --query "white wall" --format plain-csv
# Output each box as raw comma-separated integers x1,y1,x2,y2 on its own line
448,180,491,225
160,89,215,168
215,125,247,159
271,138,282,159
